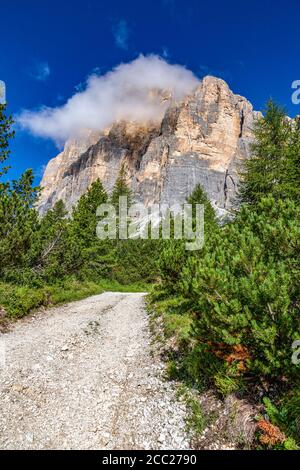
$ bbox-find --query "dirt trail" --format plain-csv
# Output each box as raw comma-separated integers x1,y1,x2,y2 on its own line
0,292,190,450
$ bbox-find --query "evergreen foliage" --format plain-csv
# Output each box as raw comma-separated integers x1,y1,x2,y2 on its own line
0,103,14,177
0,169,40,282
180,197,299,380
70,179,114,278
158,184,217,295
28,200,72,283
238,100,300,205
111,164,132,208
109,165,160,283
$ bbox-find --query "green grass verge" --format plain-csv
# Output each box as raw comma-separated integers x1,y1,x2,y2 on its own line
0,278,149,319
176,384,207,435
147,297,193,347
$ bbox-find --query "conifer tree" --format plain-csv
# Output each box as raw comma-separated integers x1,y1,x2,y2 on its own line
110,164,161,283
238,99,300,205
71,179,113,278
158,184,216,295
0,103,14,178
72,179,108,245
187,183,217,228
0,170,40,281
29,200,73,281
180,196,300,382
111,164,132,209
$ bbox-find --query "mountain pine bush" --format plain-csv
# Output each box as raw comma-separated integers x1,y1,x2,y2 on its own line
180,196,299,382
157,184,217,296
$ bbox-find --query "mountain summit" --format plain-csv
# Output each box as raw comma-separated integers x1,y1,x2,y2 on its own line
38,76,259,214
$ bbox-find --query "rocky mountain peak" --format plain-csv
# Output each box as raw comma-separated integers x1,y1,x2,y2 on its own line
38,76,258,214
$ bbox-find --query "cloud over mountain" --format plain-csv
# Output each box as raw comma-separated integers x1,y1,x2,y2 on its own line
18,55,199,145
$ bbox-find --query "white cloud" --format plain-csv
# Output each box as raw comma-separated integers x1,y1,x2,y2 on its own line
112,19,130,50
18,55,199,145
29,61,51,81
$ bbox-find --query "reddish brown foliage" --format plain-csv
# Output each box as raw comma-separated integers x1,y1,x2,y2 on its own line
257,419,286,446
208,342,250,372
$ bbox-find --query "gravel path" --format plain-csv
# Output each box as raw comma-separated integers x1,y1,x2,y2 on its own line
0,292,190,450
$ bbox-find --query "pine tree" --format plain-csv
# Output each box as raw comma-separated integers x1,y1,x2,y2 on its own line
72,179,108,245
110,164,162,284
0,104,43,284
0,103,14,178
187,183,217,228
180,196,300,382
238,99,300,205
0,170,40,281
111,164,132,209
29,200,74,282
158,184,217,295
70,179,113,278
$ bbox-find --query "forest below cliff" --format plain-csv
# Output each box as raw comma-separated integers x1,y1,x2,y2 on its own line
0,101,299,449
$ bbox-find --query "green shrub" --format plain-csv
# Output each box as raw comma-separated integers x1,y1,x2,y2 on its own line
213,373,240,396
0,283,49,317
263,393,300,447
158,240,187,295
180,197,300,382
157,184,217,297
113,239,161,284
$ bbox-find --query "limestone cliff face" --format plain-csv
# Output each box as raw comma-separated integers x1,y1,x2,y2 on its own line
38,76,259,214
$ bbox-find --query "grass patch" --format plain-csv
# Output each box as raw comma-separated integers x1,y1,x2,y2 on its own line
0,283,50,318
0,278,150,319
176,384,206,435
97,279,149,293
164,313,193,342
148,297,193,347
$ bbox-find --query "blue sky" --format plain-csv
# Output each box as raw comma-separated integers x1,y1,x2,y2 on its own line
1,0,300,182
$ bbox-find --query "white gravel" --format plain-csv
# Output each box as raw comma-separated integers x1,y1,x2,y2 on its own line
0,292,190,450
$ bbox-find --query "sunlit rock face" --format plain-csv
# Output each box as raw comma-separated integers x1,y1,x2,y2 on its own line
38,76,259,214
